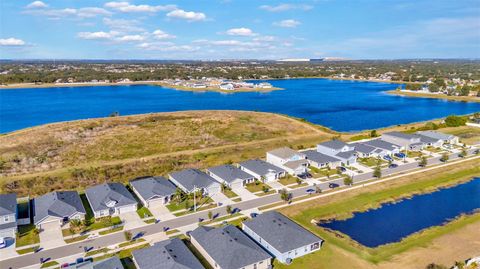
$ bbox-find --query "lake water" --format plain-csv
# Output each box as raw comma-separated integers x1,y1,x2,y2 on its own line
1,78,480,133
319,177,480,248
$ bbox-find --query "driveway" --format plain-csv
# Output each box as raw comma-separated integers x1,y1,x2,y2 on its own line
210,192,233,206
0,237,18,259
232,187,257,201
121,212,144,230
150,205,175,222
39,222,65,249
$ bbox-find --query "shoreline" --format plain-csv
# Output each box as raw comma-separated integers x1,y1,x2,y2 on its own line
0,81,283,93
387,89,480,103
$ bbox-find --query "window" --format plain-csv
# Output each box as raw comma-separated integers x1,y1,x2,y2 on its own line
4,216,9,222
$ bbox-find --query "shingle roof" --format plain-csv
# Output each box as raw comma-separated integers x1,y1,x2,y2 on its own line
303,150,341,164
351,143,376,154
283,159,308,169
0,193,16,216
415,134,440,144
318,140,349,150
207,165,254,183
76,256,124,269
169,169,220,192
33,191,86,225
190,225,272,269
85,183,137,213
364,139,400,151
267,147,304,159
132,238,204,269
383,131,417,140
243,211,323,253
335,150,356,159
238,159,285,176
417,131,455,141
130,177,177,201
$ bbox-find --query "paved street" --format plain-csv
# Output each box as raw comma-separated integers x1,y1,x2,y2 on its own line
1,149,477,269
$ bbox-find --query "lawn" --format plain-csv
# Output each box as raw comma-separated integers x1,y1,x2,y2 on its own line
16,246,37,255
442,126,480,145
16,224,40,247
62,215,122,236
404,150,424,158
358,157,385,167
424,146,444,153
245,180,271,193
166,196,213,212
222,188,238,198
136,206,153,219
40,261,59,268
98,226,123,235
309,167,335,179
64,235,88,244
279,175,299,186
277,159,480,266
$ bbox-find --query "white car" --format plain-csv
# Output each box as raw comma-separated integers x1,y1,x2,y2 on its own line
0,237,6,249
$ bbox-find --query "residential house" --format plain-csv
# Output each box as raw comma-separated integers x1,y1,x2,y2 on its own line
416,131,459,145
190,225,272,269
33,191,86,229
243,211,324,264
362,139,401,156
130,176,177,208
381,132,425,151
206,164,255,189
0,194,17,238
351,143,377,158
316,140,357,165
238,159,286,182
266,147,309,175
414,134,443,148
302,150,341,169
132,238,205,269
85,183,137,218
75,256,124,269
169,169,221,195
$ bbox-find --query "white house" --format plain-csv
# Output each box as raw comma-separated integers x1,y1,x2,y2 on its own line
242,211,323,264
238,159,286,182
206,164,255,189
130,176,177,208
0,194,17,239
266,147,309,175
33,191,86,230
85,183,138,218
169,169,221,195
416,131,459,145
303,150,341,169
317,140,357,165
381,132,425,151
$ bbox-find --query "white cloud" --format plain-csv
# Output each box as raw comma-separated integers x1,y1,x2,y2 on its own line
152,29,176,40
116,35,145,42
77,7,112,18
259,4,313,12
0,38,26,46
103,18,144,32
77,31,119,40
166,9,206,21
274,19,301,28
226,27,256,36
104,2,176,13
24,6,111,19
253,35,276,42
26,1,48,9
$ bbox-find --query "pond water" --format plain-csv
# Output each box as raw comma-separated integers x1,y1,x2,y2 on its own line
1,78,480,133
319,177,480,248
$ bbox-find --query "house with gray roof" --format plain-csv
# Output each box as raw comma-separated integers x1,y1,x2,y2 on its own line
316,140,357,165
414,134,443,147
33,191,86,229
85,183,137,218
206,164,255,189
381,132,425,151
0,193,17,238
169,169,221,195
132,238,204,269
190,225,272,269
362,139,401,154
238,159,286,182
303,150,341,169
351,143,376,158
417,131,458,145
266,147,309,176
242,211,323,264
130,176,177,208
75,256,123,269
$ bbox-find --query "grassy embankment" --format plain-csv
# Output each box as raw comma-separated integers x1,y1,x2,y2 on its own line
387,90,480,103
275,158,480,269
0,111,335,196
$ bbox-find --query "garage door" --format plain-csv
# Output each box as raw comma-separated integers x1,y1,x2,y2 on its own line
39,220,60,230
231,181,244,189
265,173,277,182
119,205,135,214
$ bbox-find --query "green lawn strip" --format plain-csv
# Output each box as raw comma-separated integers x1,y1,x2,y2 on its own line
143,218,156,224
136,206,153,219
285,166,480,264
173,204,217,217
279,175,299,186
64,235,88,244
222,188,238,198
16,246,37,255
349,134,371,141
166,196,213,212
183,239,214,269
119,238,146,248
62,216,123,236
16,224,40,247
40,261,59,268
200,213,242,225
309,166,335,179
289,183,309,189
99,226,123,235
215,217,249,228
231,197,242,202
255,190,276,197
86,247,109,257
358,157,385,167
245,181,270,193
165,229,180,235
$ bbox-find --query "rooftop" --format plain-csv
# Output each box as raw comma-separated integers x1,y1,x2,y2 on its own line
417,131,455,141
33,191,86,224
303,150,341,164
243,211,323,253
383,131,418,140
0,193,17,216
318,140,349,150
76,256,123,269
363,139,401,151
169,169,219,191
238,159,285,176
267,147,304,159
207,164,254,183
130,176,177,201
85,183,137,212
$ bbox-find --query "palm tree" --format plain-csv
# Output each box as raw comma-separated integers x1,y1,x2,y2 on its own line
373,165,381,178
419,156,428,167
344,176,353,186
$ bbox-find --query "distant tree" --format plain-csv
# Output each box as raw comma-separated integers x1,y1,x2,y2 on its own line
315,186,322,193
207,211,213,220
440,152,449,162
124,231,132,241
226,205,232,215
429,84,440,92
459,85,471,96
454,261,465,269
460,148,468,158
262,185,269,193
373,165,382,178
296,177,302,185
433,78,446,88
370,130,378,137
279,189,291,202
444,115,467,127
419,156,428,167
343,176,353,186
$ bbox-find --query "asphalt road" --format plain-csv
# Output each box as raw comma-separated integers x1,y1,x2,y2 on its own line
1,149,477,269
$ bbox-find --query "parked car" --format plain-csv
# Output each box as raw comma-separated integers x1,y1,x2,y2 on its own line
388,163,398,169
250,213,258,218
394,153,406,158
305,189,315,194
383,155,393,161
76,258,84,264
329,183,339,189
338,167,347,172
0,237,6,249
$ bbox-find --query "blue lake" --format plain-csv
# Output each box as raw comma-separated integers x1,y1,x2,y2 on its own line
1,78,480,133
319,177,480,248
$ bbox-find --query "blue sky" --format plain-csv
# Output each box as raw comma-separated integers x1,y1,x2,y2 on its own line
0,0,479,59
